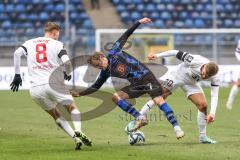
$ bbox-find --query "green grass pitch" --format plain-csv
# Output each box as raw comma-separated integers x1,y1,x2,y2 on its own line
0,88,240,160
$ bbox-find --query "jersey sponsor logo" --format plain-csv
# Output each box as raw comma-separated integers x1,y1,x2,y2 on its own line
116,64,126,76
191,72,201,81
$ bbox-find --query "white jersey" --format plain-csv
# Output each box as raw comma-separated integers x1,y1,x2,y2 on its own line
22,37,65,87
170,54,220,86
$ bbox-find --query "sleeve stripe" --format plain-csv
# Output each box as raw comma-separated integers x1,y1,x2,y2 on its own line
58,49,67,58
181,52,189,61
20,46,27,55
176,50,184,60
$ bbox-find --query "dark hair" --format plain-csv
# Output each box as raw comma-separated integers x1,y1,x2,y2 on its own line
44,22,61,33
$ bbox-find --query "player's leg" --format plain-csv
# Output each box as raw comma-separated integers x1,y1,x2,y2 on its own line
226,77,240,109
139,87,171,115
147,75,184,139
112,90,141,118
29,86,76,138
64,102,92,146
183,85,216,144
152,95,184,139
140,73,179,116
52,85,92,147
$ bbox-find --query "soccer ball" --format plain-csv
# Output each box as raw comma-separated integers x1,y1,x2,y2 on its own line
128,130,145,145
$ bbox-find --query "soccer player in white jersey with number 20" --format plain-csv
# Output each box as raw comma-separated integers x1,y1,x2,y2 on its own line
137,50,220,144
10,22,92,150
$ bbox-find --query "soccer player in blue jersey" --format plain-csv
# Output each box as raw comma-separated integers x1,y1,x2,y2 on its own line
72,18,184,139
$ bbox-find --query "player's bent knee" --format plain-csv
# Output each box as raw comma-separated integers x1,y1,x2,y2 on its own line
153,96,165,105
197,102,207,112
112,93,121,103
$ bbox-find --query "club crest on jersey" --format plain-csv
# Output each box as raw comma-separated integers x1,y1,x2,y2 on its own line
116,64,126,75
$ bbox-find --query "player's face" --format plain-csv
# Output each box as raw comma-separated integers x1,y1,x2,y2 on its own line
94,57,108,70
201,65,210,79
51,30,60,40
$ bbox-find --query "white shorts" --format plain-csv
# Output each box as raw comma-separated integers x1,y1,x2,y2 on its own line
29,84,73,111
160,72,203,98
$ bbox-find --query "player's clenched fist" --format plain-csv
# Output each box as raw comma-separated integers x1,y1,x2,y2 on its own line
138,17,152,24
148,54,157,60
207,114,215,124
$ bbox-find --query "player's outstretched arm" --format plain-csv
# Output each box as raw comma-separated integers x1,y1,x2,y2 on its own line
116,17,152,49
148,50,179,60
72,71,110,97
10,47,26,92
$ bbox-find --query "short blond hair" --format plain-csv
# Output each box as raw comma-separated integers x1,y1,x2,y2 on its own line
44,22,61,33
206,62,219,77
87,52,105,67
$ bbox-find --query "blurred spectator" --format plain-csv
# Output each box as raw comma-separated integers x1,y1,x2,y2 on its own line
91,0,100,10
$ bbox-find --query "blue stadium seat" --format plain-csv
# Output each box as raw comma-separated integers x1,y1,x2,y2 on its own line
146,4,155,12
120,12,130,22
185,19,194,28
28,14,38,21
136,4,144,12
161,11,171,20
116,5,125,13
55,4,65,12
224,19,233,28
45,4,55,12
39,12,49,21
151,12,160,20
131,12,141,21
82,20,93,29
154,20,164,28
195,19,205,28
0,14,8,21
234,20,240,28
15,4,25,13
0,4,4,13
112,0,120,5
2,21,12,29
5,4,15,13
18,13,27,21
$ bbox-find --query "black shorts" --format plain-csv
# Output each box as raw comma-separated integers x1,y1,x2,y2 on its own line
121,72,163,99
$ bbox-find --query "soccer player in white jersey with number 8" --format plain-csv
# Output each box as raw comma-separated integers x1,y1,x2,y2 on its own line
10,22,92,150
136,50,220,144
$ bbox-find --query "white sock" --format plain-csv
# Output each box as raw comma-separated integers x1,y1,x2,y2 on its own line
227,85,239,106
173,125,182,132
56,117,75,138
197,111,207,138
71,108,81,132
139,100,155,115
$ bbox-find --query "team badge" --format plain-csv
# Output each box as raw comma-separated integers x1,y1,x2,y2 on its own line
116,64,126,75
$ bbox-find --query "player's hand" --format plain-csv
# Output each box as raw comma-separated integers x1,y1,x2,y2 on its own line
10,74,22,92
139,17,152,24
207,114,215,124
148,54,157,60
70,90,80,97
64,72,71,81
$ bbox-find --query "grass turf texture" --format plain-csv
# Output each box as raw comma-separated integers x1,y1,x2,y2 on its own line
0,88,240,160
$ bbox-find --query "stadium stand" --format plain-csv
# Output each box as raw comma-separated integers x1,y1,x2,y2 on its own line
0,0,95,49
111,0,240,29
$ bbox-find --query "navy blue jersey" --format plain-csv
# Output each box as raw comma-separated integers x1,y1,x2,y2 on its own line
80,22,150,96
